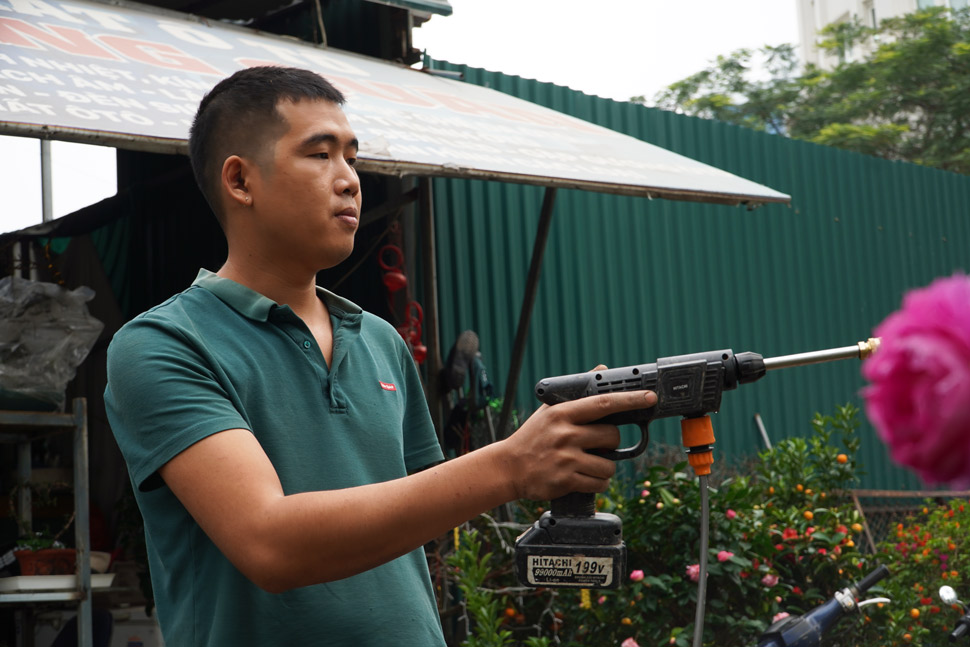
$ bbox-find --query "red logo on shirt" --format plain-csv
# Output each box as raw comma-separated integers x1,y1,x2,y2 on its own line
379,381,397,391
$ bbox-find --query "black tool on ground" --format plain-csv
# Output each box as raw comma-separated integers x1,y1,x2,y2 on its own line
940,585,970,642
514,340,880,590
756,564,891,647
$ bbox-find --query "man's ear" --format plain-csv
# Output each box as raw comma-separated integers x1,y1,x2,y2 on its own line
221,155,253,207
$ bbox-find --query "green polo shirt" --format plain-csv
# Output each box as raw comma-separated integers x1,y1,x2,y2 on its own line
105,269,445,647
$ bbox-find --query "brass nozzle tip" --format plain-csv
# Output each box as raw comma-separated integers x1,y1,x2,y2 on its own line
858,337,881,359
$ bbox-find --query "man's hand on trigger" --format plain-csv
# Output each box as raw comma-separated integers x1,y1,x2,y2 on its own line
501,366,657,502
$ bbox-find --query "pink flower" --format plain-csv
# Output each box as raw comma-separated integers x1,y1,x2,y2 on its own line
629,569,644,582
598,595,606,605
686,563,700,582
641,489,650,497
772,611,791,623
717,550,734,562
761,573,779,587
621,639,641,647
726,509,737,520
862,273,970,484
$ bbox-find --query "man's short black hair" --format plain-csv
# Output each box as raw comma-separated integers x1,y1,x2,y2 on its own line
188,66,346,221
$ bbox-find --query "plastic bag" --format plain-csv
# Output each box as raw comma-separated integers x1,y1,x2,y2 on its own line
0,276,104,411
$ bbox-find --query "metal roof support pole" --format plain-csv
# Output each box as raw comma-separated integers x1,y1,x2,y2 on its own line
497,187,557,438
73,398,92,647
419,177,444,436
41,139,53,223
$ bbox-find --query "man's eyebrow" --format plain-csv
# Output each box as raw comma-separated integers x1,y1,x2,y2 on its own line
300,132,359,152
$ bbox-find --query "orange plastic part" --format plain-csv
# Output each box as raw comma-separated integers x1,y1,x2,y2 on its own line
681,416,716,476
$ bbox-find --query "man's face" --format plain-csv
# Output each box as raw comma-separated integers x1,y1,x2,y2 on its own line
246,98,361,273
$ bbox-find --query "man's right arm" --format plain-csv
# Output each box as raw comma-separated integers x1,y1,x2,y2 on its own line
158,388,656,593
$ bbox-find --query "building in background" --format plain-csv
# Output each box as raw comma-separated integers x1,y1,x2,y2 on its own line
796,0,968,68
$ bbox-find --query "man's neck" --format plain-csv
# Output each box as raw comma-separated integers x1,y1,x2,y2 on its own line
217,256,327,326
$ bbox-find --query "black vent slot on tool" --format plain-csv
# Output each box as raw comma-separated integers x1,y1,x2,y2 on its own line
596,377,642,393
703,371,719,399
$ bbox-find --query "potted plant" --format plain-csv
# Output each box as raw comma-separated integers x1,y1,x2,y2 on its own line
8,480,76,575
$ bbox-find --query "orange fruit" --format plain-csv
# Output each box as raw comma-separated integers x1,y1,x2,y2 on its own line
804,510,814,521
837,454,848,464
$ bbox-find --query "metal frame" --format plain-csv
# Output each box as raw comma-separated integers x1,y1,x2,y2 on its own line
0,399,91,647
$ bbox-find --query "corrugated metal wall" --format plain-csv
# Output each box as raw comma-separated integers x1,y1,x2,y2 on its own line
427,59,970,490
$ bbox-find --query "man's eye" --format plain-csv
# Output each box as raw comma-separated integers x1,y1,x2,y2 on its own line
314,152,329,159
347,158,357,167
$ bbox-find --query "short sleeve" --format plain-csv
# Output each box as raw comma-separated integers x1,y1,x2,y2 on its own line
104,316,251,491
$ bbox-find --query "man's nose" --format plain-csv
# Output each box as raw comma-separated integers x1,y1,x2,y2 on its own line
335,165,360,197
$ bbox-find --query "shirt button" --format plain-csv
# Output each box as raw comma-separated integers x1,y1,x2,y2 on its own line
303,340,312,349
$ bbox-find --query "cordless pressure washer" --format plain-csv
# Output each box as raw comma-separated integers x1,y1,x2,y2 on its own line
514,339,881,590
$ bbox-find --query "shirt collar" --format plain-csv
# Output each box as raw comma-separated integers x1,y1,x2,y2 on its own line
192,269,363,322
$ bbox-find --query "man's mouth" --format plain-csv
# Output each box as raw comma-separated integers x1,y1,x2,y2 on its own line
336,207,358,224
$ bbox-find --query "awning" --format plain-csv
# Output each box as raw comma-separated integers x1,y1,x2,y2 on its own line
364,0,452,16
0,0,789,207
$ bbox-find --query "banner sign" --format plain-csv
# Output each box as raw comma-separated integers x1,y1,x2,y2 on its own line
0,0,789,204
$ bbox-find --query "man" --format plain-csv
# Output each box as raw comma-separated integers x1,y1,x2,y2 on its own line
105,66,656,646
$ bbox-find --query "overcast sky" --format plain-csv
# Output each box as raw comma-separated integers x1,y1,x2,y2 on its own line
0,0,800,234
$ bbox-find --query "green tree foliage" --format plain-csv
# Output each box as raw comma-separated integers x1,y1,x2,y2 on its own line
447,405,874,646
646,8,970,174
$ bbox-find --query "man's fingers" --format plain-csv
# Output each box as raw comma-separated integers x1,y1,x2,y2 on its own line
559,389,658,425
575,423,621,451
569,472,615,494
577,452,618,481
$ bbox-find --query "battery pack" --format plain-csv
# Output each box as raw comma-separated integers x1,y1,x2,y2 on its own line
514,510,626,589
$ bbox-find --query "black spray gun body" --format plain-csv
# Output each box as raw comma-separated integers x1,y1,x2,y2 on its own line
514,349,765,589
514,341,880,590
